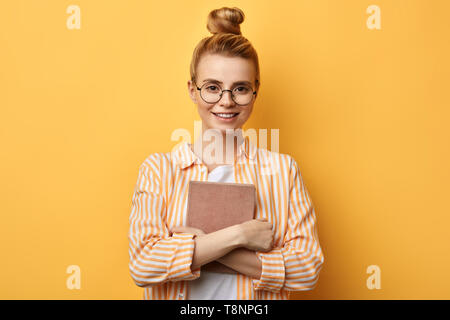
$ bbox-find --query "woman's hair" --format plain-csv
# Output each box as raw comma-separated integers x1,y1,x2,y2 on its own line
189,7,260,92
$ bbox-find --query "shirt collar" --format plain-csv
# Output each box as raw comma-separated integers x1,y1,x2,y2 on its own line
172,135,257,169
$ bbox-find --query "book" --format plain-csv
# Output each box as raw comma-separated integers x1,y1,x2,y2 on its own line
186,180,256,274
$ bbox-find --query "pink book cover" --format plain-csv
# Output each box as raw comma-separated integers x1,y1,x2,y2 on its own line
186,180,256,274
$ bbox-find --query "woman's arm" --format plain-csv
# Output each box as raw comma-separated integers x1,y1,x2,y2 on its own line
216,248,262,279
190,225,244,270
249,157,325,293
171,226,263,279
129,160,203,287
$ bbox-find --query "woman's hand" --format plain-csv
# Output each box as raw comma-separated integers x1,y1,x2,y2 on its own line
170,226,206,238
237,218,274,252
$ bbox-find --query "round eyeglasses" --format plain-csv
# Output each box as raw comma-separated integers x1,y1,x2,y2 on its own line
193,80,257,106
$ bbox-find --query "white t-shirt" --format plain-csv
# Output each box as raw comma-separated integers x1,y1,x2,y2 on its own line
187,165,238,300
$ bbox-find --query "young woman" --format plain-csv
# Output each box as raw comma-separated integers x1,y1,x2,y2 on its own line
128,6,324,300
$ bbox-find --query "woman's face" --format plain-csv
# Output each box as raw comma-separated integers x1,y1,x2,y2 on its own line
188,53,257,134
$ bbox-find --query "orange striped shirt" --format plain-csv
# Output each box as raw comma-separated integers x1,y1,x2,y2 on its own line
128,135,324,300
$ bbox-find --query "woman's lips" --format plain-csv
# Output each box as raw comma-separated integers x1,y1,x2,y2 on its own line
211,112,240,122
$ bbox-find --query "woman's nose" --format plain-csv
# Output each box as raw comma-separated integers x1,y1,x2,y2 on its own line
218,90,234,105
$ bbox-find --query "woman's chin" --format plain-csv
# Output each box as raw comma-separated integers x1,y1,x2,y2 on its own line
206,124,241,132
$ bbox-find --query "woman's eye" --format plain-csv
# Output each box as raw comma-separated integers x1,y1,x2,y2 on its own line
206,85,219,91
235,86,249,92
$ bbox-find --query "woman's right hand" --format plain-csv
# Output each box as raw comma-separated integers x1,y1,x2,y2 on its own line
238,218,274,252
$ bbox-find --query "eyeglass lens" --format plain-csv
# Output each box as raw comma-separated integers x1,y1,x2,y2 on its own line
200,82,253,105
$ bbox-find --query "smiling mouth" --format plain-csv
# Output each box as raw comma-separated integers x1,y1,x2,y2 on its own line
211,112,240,119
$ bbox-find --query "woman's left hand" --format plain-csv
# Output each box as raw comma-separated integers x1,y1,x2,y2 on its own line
170,226,206,238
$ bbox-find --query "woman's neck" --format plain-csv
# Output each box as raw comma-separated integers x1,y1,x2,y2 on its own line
191,129,244,166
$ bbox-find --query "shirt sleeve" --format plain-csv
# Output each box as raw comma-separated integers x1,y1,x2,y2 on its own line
252,156,325,292
128,156,201,287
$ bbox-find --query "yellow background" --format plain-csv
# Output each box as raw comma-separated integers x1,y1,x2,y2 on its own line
1,0,449,299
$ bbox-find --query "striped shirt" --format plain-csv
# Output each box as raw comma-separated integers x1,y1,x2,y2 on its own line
128,135,325,300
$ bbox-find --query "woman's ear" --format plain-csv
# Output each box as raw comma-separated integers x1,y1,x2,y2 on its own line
187,80,198,104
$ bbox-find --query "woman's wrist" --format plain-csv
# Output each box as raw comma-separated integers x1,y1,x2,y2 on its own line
229,224,246,248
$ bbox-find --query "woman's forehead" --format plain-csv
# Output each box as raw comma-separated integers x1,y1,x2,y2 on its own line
197,54,256,82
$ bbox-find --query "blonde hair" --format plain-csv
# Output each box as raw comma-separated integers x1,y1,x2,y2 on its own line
189,7,260,92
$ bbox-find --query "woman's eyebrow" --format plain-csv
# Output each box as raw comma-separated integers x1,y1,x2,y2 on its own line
202,78,252,86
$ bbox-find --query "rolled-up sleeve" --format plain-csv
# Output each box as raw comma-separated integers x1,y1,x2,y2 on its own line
128,157,201,287
253,156,325,292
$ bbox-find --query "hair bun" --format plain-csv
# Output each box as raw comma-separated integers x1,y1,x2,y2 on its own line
206,7,245,35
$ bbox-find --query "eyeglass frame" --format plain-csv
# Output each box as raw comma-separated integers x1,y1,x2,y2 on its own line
192,78,257,106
